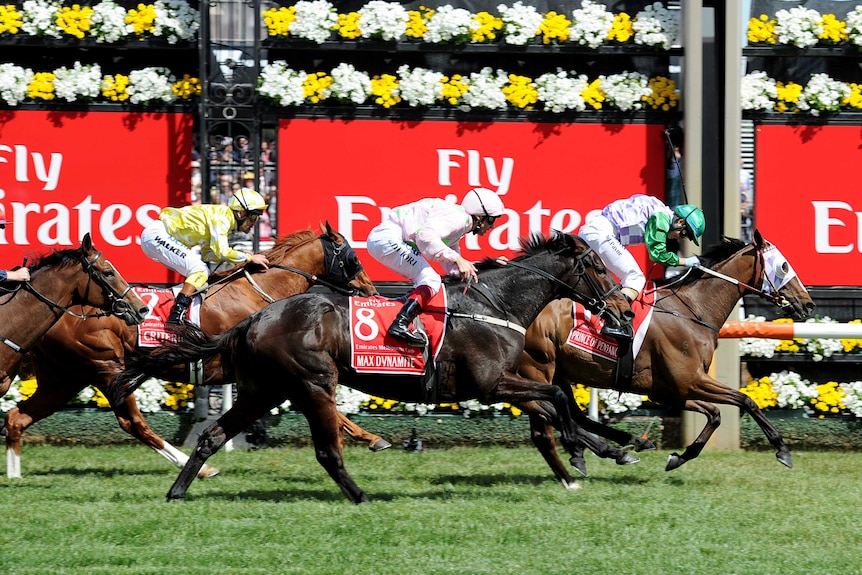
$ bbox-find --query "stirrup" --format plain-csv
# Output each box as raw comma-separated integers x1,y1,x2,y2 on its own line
601,324,633,341
388,325,428,348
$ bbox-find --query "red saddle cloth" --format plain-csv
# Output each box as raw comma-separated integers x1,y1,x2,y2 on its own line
135,286,202,347
349,290,447,375
565,283,657,360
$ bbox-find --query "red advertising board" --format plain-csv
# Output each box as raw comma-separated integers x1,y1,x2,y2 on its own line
0,110,192,284
755,124,861,287
277,118,667,282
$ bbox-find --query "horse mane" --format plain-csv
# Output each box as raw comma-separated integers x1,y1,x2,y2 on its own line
653,236,747,287
209,229,319,281
28,247,83,272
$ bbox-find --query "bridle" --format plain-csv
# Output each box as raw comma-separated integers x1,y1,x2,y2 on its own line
0,249,136,354
207,232,365,301
654,242,795,331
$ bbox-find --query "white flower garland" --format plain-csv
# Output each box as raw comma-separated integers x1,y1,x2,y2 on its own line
257,60,308,106
497,1,543,46
461,66,509,110
0,63,34,107
127,66,177,104
53,61,102,102
358,0,409,41
424,5,473,43
287,0,338,43
535,69,589,112
90,0,133,43
328,62,372,104
21,0,63,38
797,73,851,117
773,6,822,48
396,64,444,107
633,2,680,49
599,71,651,111
569,0,615,49
153,0,200,44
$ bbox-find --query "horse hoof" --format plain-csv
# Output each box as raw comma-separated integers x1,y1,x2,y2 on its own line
665,452,685,471
569,456,588,477
561,479,582,490
616,452,640,466
198,465,220,479
776,450,793,469
633,437,657,452
369,438,392,452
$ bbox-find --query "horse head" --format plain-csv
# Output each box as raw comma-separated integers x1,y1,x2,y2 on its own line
752,229,815,320
520,231,631,328
318,221,378,296
76,233,148,325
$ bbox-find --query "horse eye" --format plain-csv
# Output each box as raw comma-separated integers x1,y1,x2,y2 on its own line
781,262,789,273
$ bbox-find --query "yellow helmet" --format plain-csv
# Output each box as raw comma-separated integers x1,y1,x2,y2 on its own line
229,189,267,212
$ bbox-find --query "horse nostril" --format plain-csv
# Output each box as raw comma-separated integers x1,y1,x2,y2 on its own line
138,306,149,317
623,309,636,321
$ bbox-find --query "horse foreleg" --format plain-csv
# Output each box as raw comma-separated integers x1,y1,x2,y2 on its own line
303,392,369,504
665,400,721,471
337,411,391,452
112,394,219,479
526,412,581,488
5,384,80,479
167,395,269,501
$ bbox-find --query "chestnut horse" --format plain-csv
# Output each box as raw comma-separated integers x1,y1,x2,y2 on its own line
517,230,816,484
116,232,632,502
0,232,147,402
4,224,382,479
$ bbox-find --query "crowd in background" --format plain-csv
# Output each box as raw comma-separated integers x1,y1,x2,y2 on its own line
190,134,278,245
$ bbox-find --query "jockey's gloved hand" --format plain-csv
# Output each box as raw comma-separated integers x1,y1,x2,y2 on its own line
681,256,700,267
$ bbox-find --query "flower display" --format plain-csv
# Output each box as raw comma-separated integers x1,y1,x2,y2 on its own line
739,316,854,360
261,1,680,50
747,4,862,47
740,71,862,115
0,0,198,41
741,370,862,419
0,60,197,105
257,61,678,113
569,0,614,49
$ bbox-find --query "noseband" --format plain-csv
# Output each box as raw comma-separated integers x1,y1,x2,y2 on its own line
264,234,364,296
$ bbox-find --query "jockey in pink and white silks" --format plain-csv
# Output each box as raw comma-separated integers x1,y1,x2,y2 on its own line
367,187,505,348
579,193,705,339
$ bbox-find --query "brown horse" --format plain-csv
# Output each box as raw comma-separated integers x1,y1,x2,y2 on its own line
517,230,816,484
0,233,147,400
116,232,633,502
3,223,383,479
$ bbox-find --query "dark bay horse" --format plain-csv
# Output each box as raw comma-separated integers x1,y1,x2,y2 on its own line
518,230,816,483
116,232,632,502
0,232,147,401
4,223,382,479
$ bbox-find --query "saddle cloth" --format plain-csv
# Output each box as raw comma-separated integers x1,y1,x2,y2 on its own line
348,290,447,375
135,286,203,347
566,283,657,360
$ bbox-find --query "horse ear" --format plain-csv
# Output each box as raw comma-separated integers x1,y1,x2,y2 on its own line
753,229,763,247
81,232,93,253
324,220,334,235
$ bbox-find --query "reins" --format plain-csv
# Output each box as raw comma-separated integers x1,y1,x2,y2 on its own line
448,243,620,333
0,249,136,354
194,233,362,302
649,242,785,332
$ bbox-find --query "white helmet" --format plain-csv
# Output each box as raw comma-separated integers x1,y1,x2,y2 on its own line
461,188,504,217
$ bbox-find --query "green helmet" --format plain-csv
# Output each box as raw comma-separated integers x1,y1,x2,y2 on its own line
673,204,705,246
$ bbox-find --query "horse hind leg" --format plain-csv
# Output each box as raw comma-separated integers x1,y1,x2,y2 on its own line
304,396,369,504
112,394,219,479
167,395,269,501
739,394,793,468
338,411,391,452
665,400,721,471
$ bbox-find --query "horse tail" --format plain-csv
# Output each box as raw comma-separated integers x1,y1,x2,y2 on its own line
111,323,232,405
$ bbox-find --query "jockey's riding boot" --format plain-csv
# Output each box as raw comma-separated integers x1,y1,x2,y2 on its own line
388,298,428,348
600,287,637,341
167,293,193,325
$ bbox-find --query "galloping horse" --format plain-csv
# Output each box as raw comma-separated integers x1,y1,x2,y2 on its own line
0,233,147,402
4,224,382,479
116,232,632,502
517,230,815,483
